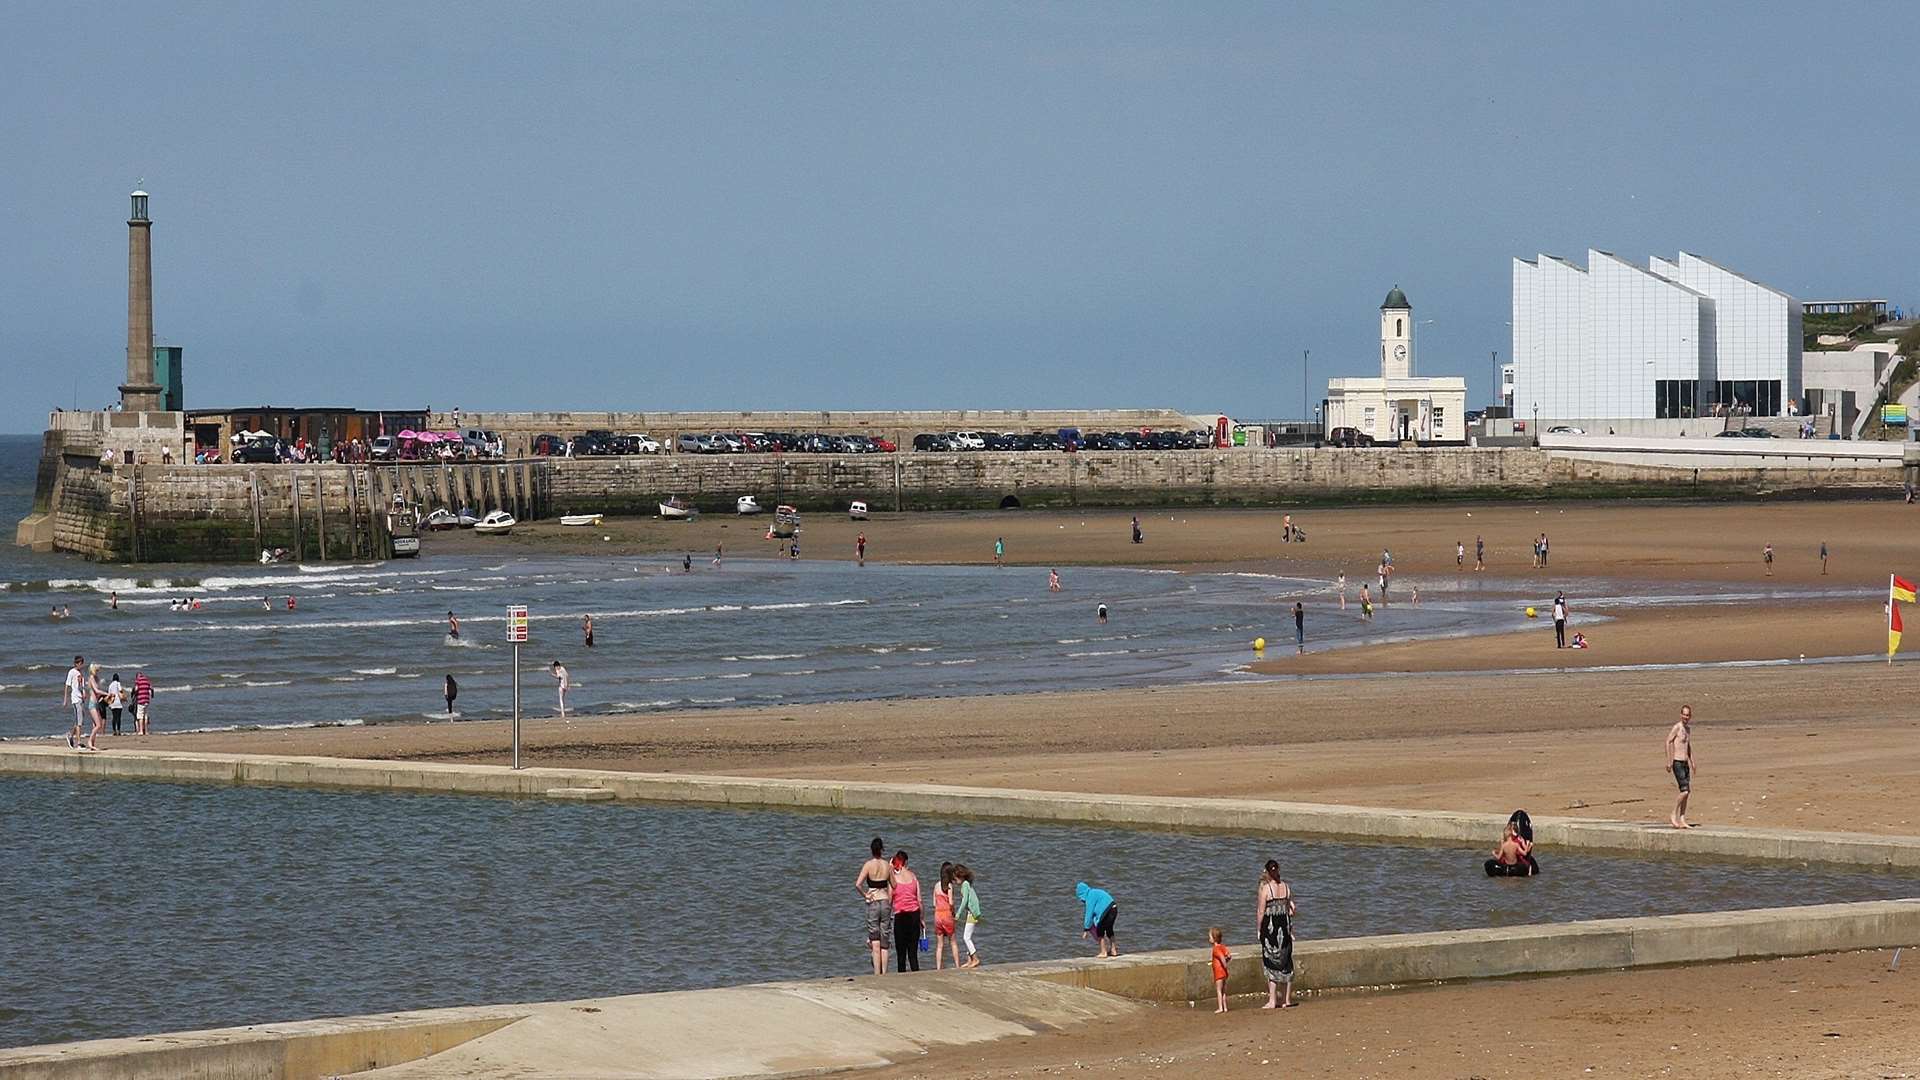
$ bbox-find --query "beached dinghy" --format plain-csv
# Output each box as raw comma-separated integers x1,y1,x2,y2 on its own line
473,510,517,535
559,513,604,527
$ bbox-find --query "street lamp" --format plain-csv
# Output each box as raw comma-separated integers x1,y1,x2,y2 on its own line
1302,349,1310,443
1532,402,1539,447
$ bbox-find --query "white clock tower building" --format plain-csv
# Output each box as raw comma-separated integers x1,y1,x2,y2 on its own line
1380,286,1412,378
1323,285,1467,444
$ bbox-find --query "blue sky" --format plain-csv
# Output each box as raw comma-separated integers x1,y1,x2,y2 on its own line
2,2,1912,432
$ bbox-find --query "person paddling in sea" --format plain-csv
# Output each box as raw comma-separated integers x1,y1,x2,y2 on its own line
582,613,594,648
932,862,961,970
444,674,458,717
954,864,983,968
550,660,569,718
447,610,460,641
890,850,923,973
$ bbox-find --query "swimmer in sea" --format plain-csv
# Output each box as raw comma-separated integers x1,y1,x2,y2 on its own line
582,613,594,648
683,553,693,573
262,598,272,611
1048,569,1061,592
286,595,296,611
1097,603,1108,624
447,610,460,640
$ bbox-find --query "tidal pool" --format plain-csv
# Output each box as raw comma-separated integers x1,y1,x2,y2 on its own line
4,775,1913,1049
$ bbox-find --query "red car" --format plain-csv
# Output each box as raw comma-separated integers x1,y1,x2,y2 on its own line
872,437,897,453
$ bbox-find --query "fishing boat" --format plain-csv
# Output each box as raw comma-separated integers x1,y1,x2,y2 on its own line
388,503,422,558
658,496,695,520
770,504,801,538
848,500,869,521
559,513,604,527
473,510,517,535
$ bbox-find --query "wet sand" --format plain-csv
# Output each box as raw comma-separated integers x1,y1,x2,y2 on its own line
861,950,1918,1080
426,498,1902,585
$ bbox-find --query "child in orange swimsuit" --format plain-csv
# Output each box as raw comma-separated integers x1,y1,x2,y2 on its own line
1209,927,1232,1013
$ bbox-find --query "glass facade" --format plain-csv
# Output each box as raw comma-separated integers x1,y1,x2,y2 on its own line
1654,379,1697,419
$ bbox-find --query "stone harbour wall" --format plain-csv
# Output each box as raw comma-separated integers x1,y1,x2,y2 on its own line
19,443,1902,563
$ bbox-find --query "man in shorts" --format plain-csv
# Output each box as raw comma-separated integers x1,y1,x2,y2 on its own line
1666,704,1695,829
63,655,87,748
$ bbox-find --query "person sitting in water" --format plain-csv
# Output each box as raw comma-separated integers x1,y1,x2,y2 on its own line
1569,632,1589,649
1484,810,1540,876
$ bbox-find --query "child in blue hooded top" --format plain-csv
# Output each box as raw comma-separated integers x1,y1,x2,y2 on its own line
1076,881,1119,957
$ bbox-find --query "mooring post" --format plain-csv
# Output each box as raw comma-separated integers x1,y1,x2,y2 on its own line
290,468,304,561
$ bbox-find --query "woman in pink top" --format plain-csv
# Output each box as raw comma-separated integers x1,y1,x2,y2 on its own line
890,850,923,973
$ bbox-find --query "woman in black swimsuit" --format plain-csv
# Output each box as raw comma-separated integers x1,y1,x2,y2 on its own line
854,836,892,975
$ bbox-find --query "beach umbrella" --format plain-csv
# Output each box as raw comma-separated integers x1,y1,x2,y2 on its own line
398,429,418,440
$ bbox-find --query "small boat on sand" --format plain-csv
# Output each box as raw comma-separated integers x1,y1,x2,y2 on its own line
848,500,869,521
770,504,801,539
559,513,604,527
659,497,695,520
473,510,517,535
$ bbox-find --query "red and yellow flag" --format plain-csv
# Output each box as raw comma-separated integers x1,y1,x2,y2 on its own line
1894,576,1917,603
1891,601,1904,659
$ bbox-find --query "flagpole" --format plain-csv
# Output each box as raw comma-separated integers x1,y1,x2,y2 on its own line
1890,573,1896,666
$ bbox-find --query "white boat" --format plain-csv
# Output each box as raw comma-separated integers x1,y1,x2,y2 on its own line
659,497,695,520
559,513,604,527
473,510,517,535
455,507,482,529
736,495,763,515
770,504,801,538
423,508,459,531
848,500,869,521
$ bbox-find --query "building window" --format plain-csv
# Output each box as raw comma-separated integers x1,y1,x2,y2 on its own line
1431,406,1445,434
1395,318,1403,337
1709,380,1781,417
1362,406,1376,432
1655,379,1697,419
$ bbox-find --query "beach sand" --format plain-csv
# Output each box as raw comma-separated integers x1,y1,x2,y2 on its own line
168,498,1920,1072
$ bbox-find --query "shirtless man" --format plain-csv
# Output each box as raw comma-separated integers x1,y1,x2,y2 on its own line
1665,704,1695,828
551,661,570,718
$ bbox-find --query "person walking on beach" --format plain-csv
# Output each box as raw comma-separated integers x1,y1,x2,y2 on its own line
1293,602,1305,652
132,670,152,735
683,552,693,572
1552,591,1568,648
550,661,569,718
444,674,458,716
890,850,923,973
1281,513,1292,543
1358,583,1373,620
63,655,88,749
994,537,1004,567
1377,560,1389,606
933,862,961,971
1209,927,1232,1013
1456,540,1464,571
1763,543,1774,576
582,614,594,648
856,837,893,975
1132,515,1143,544
1076,881,1119,958
1337,572,1347,610
1531,535,1541,569
1540,533,1550,568
1048,569,1062,593
1667,705,1695,829
447,610,460,641
713,543,724,569
1257,859,1297,1008
1475,534,1485,572
856,533,867,565
954,864,982,968
1820,540,1829,575
107,673,125,736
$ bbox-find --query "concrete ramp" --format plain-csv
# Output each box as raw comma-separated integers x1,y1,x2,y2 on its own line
356,974,1141,1079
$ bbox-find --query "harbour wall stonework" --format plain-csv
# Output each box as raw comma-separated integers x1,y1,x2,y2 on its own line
18,443,1901,563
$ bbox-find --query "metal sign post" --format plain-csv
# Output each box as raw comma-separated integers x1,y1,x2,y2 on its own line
507,605,529,769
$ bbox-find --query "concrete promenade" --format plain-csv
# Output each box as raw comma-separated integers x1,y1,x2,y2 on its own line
4,744,1920,868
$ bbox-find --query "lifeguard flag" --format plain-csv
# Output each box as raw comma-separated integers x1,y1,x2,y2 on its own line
1891,602,1904,658
1894,576,1918,603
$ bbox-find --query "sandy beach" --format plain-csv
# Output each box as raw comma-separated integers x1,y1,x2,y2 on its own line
164,498,1920,1072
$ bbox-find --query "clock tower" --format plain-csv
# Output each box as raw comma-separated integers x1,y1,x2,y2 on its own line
1380,285,1412,379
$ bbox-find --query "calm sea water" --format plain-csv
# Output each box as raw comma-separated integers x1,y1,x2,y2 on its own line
3,775,1914,1049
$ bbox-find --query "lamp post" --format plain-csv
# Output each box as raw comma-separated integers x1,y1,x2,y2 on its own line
1532,402,1539,447
1302,349,1310,444
1491,350,1499,411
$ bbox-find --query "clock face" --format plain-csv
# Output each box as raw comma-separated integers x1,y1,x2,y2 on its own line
1393,344,1407,360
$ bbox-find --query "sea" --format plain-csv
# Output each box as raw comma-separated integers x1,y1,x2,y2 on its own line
0,433,1548,740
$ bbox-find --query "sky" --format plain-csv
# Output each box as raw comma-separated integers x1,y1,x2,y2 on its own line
2,2,1914,433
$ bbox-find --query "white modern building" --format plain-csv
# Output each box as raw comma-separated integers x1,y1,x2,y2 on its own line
1325,287,1467,444
1511,250,1801,424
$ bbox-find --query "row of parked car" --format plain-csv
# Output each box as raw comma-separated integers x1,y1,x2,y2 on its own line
914,429,1217,452
675,432,899,454
530,430,663,456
